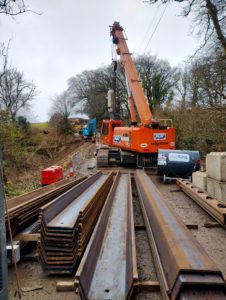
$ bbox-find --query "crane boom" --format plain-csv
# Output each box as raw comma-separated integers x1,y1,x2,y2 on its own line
110,22,153,126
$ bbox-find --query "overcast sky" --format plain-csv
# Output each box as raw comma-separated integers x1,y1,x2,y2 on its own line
0,0,199,122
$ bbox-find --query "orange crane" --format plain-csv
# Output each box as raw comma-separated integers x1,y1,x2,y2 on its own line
97,21,175,168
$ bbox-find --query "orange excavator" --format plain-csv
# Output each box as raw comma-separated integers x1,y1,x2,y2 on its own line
97,21,175,168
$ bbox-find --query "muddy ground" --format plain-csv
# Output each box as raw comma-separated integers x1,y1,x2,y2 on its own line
8,143,226,299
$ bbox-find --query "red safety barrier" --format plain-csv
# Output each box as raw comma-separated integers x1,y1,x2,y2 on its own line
41,166,63,186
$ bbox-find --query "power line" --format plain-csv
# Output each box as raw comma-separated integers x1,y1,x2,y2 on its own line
136,5,159,54
143,3,169,54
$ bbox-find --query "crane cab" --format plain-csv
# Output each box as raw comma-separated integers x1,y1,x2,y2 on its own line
100,119,123,147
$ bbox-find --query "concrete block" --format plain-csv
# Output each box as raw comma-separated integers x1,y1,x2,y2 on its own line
7,243,20,264
207,177,226,202
192,171,207,191
206,152,226,182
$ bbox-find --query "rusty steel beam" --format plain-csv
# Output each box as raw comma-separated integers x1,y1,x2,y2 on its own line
6,176,87,235
38,171,114,274
7,177,85,210
177,178,226,227
76,171,138,299
135,170,226,300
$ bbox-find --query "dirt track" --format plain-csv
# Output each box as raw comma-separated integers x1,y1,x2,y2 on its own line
8,143,226,299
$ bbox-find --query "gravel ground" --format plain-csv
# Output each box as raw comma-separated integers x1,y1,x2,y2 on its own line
132,177,162,300
8,261,80,300
72,143,97,176
132,178,157,282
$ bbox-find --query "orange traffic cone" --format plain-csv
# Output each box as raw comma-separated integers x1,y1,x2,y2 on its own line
69,162,74,177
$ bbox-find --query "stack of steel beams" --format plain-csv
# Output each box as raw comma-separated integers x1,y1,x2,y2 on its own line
38,171,113,274
5,177,86,235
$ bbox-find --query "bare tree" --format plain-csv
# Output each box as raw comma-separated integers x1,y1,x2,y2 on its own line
50,92,72,119
0,68,36,121
175,67,189,106
0,0,28,15
147,0,226,55
175,51,226,107
0,42,10,82
67,67,114,119
189,53,226,106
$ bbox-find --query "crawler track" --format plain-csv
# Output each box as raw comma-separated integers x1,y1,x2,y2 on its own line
96,148,109,168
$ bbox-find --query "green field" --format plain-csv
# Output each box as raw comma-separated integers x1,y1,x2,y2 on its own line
31,122,49,129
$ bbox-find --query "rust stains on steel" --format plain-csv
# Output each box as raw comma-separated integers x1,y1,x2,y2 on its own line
135,170,226,300
76,171,138,300
177,178,226,228
38,171,114,274
5,176,87,236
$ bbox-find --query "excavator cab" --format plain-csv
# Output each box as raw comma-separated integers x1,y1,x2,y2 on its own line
101,119,123,147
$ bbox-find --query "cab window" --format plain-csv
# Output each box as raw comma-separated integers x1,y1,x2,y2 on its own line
102,123,109,135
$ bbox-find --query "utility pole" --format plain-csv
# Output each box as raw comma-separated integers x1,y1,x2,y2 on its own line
0,144,8,299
